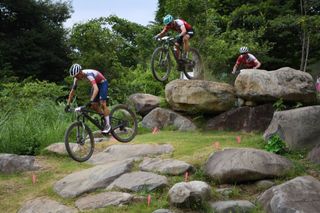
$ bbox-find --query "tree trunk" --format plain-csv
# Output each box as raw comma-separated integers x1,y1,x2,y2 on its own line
303,35,310,72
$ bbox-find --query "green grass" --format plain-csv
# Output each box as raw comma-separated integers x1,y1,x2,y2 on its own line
0,130,319,213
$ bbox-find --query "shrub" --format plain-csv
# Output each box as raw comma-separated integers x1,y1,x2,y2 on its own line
264,134,286,154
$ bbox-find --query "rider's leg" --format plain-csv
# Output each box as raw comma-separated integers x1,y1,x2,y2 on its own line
174,43,180,59
183,34,190,58
97,81,111,133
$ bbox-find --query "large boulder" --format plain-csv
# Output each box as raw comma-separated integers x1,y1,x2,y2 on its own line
258,176,320,213
141,107,196,131
53,160,133,198
0,154,40,174
128,93,160,116
107,171,168,192
235,67,316,104
18,197,77,213
168,181,211,208
204,148,293,184
263,106,320,151
307,145,320,164
165,79,236,114
206,104,274,132
88,144,174,165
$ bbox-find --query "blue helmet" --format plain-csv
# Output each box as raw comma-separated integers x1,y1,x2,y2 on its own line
163,14,174,25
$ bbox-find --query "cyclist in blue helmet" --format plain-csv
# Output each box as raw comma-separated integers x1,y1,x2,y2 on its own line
154,14,194,61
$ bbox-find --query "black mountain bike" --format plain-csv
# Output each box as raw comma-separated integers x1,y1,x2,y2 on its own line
151,36,203,82
65,104,137,162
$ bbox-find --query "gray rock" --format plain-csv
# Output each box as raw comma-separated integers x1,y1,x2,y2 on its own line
210,200,255,213
18,197,77,213
235,67,316,104
168,181,211,208
53,160,133,198
75,191,133,211
44,143,80,155
142,107,196,131
88,144,174,165
307,145,320,164
204,148,293,184
0,154,40,174
206,104,274,132
128,93,160,116
258,176,320,213
255,180,275,190
264,106,320,151
165,79,236,114
139,157,194,175
107,171,168,192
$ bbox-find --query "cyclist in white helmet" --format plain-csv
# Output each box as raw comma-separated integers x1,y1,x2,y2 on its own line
154,14,194,64
232,46,261,74
65,63,111,134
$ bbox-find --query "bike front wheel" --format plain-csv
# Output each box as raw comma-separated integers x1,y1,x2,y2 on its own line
151,47,171,82
64,121,94,162
183,47,203,80
110,104,137,143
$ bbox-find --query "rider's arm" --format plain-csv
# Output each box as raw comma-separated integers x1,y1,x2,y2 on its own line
232,56,242,74
232,63,238,74
178,25,187,37
253,59,261,69
67,78,77,105
157,27,168,38
90,83,99,102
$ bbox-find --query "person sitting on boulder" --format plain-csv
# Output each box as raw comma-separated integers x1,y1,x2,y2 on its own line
232,46,261,74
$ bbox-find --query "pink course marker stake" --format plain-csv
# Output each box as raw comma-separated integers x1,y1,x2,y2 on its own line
147,194,151,207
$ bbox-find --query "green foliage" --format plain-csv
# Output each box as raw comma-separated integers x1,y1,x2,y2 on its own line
0,0,72,81
0,99,72,155
0,79,65,110
273,98,286,111
265,134,287,154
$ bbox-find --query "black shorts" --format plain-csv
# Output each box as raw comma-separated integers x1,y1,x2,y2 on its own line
177,29,194,45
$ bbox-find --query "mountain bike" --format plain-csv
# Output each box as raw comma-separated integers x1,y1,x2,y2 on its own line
151,36,203,82
65,104,137,162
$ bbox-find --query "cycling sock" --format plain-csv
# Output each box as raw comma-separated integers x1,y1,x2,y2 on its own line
104,116,110,125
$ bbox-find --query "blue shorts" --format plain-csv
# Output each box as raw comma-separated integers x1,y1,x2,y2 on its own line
92,80,108,102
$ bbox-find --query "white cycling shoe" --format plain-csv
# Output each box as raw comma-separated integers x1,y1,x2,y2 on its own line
101,124,111,134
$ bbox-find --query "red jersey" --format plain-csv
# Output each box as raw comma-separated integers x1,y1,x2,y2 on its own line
163,19,192,33
236,53,259,68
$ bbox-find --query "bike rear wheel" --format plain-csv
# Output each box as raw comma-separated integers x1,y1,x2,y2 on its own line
64,121,94,162
183,47,203,80
110,104,137,142
151,47,171,82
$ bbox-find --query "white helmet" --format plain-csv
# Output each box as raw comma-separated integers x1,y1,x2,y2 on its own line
69,63,82,77
239,46,249,54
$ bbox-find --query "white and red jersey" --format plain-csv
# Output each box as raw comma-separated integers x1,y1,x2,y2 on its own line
236,53,259,68
163,19,192,33
73,69,106,88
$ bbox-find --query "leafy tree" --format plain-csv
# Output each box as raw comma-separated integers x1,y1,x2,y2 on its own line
155,0,320,81
0,0,72,81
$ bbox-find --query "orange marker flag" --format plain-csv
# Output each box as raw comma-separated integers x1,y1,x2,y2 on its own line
236,136,241,144
152,127,159,134
147,194,151,207
32,173,37,184
184,171,189,182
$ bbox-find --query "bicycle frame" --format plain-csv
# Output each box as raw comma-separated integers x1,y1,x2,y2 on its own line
158,36,182,63
76,108,104,130
75,107,128,133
